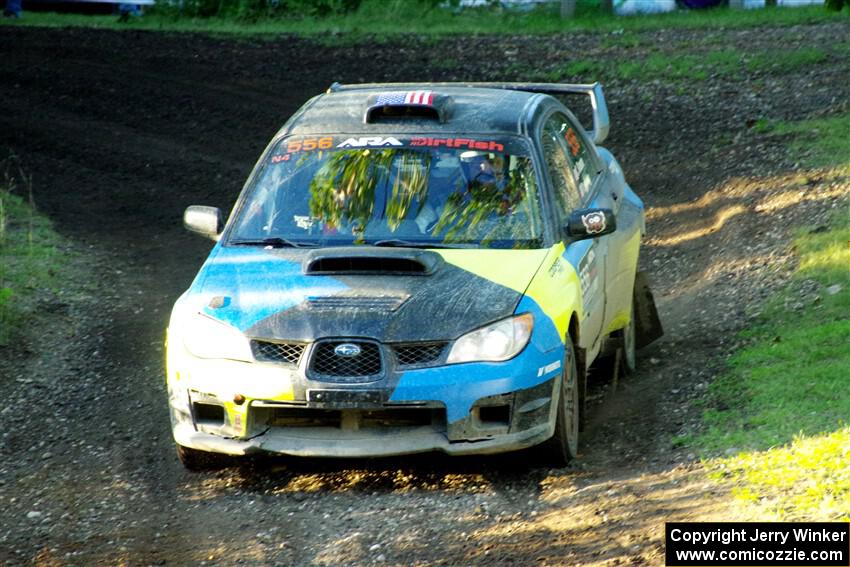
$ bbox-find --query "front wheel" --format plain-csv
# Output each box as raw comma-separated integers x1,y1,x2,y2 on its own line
543,335,580,466
620,298,637,376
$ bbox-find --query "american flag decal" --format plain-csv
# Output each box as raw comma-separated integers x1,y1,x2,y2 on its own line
375,91,434,106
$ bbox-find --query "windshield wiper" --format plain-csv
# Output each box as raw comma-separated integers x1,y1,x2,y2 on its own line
369,239,473,249
229,237,317,248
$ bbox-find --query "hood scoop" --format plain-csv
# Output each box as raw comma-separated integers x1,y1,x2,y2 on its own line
303,247,441,276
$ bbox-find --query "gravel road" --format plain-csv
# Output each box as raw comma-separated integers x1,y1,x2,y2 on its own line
1,21,848,566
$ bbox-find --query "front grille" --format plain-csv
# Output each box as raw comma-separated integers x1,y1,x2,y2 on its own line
252,340,306,366
393,342,447,367
309,341,382,382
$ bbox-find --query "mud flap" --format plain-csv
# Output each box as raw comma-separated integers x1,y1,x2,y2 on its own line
634,270,663,349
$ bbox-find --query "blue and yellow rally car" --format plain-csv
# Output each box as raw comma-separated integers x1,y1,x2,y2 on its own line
167,82,662,469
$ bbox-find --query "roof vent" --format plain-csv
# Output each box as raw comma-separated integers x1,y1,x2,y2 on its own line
364,91,449,123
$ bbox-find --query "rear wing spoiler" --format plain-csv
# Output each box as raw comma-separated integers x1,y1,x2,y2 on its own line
328,81,610,144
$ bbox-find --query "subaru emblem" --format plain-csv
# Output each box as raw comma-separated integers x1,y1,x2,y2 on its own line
334,343,361,357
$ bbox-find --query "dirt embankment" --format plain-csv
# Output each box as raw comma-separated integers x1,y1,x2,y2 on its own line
0,22,848,566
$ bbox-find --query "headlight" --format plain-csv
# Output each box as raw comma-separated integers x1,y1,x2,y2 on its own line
181,313,253,362
447,313,534,364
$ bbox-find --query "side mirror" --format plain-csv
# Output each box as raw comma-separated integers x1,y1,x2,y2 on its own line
566,208,616,241
184,205,223,241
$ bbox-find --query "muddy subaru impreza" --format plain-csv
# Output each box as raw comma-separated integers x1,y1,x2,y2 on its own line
166,82,662,469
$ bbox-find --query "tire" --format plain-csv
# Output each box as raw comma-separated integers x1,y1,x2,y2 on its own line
544,335,580,466
620,298,637,376
176,443,228,471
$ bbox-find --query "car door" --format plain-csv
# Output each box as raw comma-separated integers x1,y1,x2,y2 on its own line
539,112,606,352
597,156,642,335
557,112,641,338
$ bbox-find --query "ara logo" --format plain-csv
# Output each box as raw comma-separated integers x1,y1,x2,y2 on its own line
337,137,403,148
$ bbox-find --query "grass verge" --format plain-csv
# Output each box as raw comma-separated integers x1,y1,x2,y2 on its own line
773,113,850,172
0,158,67,346
686,113,850,520
0,3,845,39
547,45,834,83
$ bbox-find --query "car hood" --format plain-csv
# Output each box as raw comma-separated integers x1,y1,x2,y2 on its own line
183,245,550,343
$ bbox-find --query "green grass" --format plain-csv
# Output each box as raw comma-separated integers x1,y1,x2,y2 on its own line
747,47,828,74
712,428,850,520
774,113,850,171
750,118,773,134
547,45,830,83
699,215,850,519
0,163,67,346
627,52,700,80
752,113,850,172
600,31,646,50
0,3,845,39
617,52,735,81
625,47,832,82
697,223,850,453
686,113,850,520
545,59,606,81
433,56,459,70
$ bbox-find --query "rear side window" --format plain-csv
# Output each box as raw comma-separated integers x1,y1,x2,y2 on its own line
542,117,582,220
550,113,600,201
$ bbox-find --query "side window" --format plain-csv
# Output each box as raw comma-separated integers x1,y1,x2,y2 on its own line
542,117,582,220
554,115,599,201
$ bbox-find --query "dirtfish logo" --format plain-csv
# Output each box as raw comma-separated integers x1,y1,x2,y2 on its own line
337,137,403,148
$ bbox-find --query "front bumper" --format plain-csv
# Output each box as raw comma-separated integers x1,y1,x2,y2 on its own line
167,344,563,458
172,414,553,458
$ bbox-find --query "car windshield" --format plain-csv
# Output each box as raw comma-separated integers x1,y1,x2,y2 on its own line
227,135,544,249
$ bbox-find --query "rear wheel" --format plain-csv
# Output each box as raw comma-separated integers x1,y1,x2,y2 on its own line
544,335,580,466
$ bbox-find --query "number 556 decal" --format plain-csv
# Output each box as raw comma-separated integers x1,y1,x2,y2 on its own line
287,137,334,153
